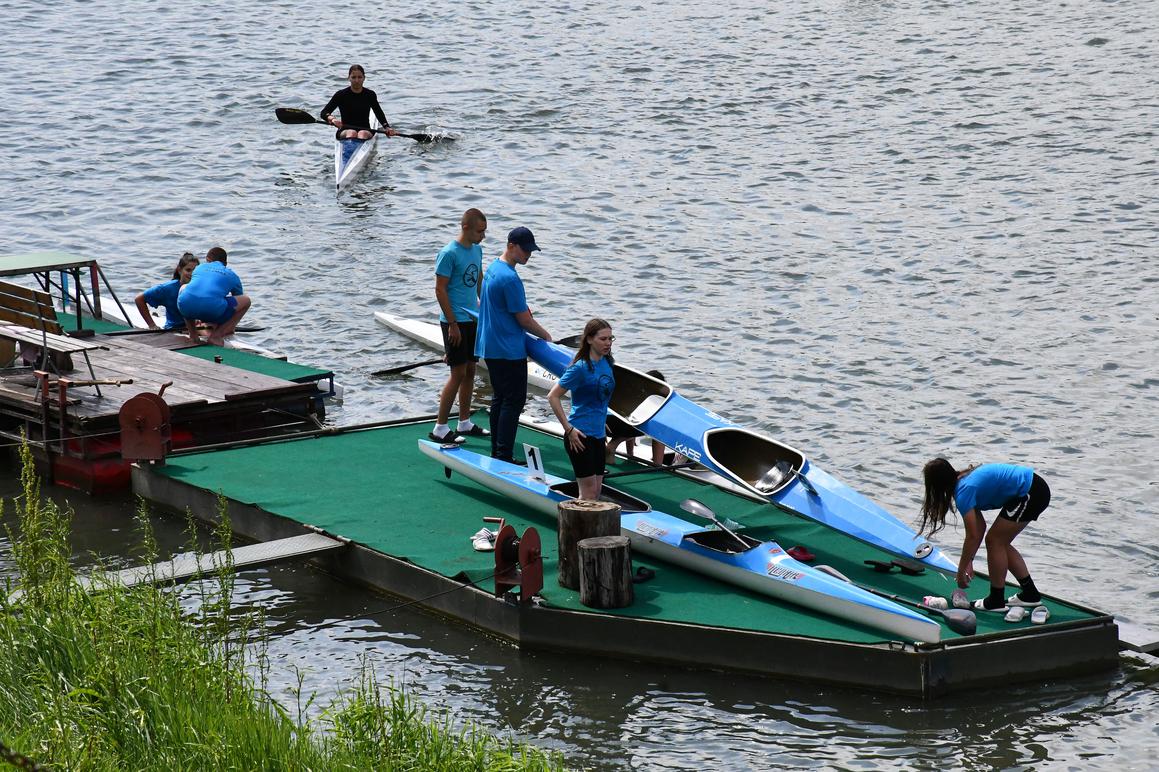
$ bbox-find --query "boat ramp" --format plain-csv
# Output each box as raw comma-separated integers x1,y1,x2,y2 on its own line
129,414,1126,698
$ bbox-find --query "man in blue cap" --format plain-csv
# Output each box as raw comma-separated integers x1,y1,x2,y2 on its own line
475,226,553,462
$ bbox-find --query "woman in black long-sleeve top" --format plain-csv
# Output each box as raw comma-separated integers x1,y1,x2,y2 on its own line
320,64,395,139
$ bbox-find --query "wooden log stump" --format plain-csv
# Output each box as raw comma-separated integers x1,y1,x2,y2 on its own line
557,499,621,589
578,536,634,609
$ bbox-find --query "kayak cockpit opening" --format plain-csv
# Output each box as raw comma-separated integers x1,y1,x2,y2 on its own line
684,529,761,553
549,481,651,514
703,428,806,495
609,365,672,426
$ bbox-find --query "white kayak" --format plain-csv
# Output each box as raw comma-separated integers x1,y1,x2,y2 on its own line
334,112,380,192
373,311,558,390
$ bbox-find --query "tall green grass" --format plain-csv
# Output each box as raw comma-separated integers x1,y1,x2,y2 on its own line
0,443,566,770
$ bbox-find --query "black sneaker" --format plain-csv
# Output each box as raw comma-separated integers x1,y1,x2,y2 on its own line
429,430,466,445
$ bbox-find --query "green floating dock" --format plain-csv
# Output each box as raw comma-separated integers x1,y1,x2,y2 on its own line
131,415,1121,697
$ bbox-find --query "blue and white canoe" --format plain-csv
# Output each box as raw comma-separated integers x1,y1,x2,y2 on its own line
524,335,957,574
418,439,942,643
335,112,380,192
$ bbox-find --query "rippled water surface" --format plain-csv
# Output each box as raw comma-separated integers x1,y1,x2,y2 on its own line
2,0,1157,768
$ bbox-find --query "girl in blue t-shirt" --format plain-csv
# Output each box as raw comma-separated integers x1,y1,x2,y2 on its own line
547,318,616,500
920,458,1052,614
134,252,199,330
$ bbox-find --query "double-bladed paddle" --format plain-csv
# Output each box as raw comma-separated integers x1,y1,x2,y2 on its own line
275,107,440,143
105,325,265,337
371,357,444,377
813,564,977,636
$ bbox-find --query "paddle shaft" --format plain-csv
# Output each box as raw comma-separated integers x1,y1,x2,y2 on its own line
601,461,698,480
372,357,444,377
275,107,434,142
105,325,265,336
814,564,976,636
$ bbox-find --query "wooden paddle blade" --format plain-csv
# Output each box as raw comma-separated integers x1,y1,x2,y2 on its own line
275,107,323,125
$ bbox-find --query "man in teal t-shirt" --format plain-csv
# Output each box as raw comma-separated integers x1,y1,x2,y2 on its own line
431,208,488,444
474,226,553,462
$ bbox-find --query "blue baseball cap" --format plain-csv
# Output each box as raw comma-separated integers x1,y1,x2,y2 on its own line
507,226,540,252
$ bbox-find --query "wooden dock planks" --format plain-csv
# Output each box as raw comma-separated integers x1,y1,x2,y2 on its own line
0,334,317,425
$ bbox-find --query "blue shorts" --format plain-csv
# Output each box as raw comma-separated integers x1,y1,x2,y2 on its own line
180,295,237,326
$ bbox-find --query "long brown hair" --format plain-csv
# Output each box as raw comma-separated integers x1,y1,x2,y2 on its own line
571,318,613,371
172,252,198,280
919,457,960,537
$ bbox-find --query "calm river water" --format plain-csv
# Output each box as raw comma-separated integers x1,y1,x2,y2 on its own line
2,0,1157,768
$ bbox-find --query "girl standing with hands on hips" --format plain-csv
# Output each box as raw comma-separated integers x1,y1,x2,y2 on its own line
920,458,1051,612
548,319,616,501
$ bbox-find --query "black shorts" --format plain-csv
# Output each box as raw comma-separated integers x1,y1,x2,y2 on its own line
440,321,478,367
565,434,607,479
605,413,643,440
997,473,1051,523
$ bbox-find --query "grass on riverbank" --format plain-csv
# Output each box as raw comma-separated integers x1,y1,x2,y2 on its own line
0,443,565,770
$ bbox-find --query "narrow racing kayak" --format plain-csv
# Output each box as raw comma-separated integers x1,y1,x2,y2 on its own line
334,112,379,192
418,439,943,643
524,335,957,574
374,311,558,390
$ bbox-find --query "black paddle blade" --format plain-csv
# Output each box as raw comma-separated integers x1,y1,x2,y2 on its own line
400,132,439,143
371,357,444,377
936,608,977,636
275,107,322,125
556,334,582,348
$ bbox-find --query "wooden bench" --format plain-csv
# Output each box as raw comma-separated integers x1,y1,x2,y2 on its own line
0,325,107,395
0,279,67,369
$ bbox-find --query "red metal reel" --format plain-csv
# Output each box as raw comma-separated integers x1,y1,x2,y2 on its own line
493,524,521,597
493,525,543,604
118,392,172,461
518,527,543,601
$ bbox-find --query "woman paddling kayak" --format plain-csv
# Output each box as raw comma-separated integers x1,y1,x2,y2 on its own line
320,64,395,140
919,459,1051,613
547,319,616,500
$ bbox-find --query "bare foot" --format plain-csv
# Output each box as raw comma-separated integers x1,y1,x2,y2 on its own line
206,335,225,347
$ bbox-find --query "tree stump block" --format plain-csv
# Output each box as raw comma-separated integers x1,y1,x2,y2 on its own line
557,499,621,589
578,536,634,609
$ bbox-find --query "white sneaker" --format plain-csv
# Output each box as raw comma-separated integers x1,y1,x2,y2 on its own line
471,528,496,552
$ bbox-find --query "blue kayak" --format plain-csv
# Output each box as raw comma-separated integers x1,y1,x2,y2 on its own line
524,335,956,574
418,439,942,643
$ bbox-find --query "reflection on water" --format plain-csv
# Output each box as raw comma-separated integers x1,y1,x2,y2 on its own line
2,0,1158,768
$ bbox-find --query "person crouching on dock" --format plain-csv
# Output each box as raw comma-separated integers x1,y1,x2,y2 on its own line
177,247,250,347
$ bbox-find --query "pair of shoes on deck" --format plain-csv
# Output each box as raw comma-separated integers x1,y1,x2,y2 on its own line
1004,605,1052,624
471,528,497,552
429,424,491,445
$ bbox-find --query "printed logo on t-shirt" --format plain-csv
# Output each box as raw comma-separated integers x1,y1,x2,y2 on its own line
598,374,614,401
463,263,479,287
